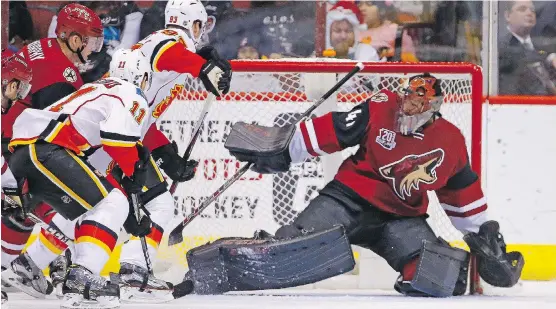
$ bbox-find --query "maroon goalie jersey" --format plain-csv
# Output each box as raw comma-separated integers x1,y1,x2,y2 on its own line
290,89,488,233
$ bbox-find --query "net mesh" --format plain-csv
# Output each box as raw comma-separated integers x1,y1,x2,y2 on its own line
154,60,477,284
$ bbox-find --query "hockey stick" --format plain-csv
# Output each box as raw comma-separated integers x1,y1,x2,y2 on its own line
130,193,154,281
167,62,366,246
169,93,217,195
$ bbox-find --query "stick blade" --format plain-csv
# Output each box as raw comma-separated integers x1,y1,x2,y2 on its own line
168,226,184,246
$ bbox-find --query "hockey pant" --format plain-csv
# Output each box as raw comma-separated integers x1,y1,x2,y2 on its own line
8,143,128,274
19,147,173,272
275,181,441,281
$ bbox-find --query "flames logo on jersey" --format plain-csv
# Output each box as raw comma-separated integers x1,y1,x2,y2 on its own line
152,84,185,118
378,148,444,200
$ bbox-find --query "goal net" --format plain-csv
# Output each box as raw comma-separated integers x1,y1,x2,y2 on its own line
155,59,483,292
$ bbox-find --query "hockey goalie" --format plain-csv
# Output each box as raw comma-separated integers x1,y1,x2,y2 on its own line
185,73,525,297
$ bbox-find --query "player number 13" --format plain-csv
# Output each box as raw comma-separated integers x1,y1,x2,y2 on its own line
129,101,146,124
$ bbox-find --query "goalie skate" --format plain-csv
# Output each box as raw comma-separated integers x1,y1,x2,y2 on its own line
61,265,120,309
2,252,53,299
109,262,173,303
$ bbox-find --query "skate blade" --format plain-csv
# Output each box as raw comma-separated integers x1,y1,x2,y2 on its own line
1,268,47,299
120,286,174,303
61,293,120,309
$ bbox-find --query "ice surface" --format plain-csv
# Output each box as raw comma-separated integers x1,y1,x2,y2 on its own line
4,281,555,309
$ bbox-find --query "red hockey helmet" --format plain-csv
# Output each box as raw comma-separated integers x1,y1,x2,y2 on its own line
56,3,104,61
1,54,32,114
395,73,444,135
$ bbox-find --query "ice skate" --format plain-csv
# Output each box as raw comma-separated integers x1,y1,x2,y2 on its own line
50,250,71,299
61,265,120,309
2,252,53,298
110,262,173,303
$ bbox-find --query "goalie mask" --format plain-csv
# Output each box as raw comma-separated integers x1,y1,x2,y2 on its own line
395,73,443,135
109,49,152,94
165,0,208,47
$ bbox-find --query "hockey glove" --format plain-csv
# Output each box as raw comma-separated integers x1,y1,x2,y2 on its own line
151,141,198,182
463,220,524,287
197,46,232,96
123,203,152,237
2,187,26,221
120,144,150,195
1,178,34,221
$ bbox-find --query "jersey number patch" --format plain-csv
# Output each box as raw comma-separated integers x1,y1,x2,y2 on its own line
129,101,146,124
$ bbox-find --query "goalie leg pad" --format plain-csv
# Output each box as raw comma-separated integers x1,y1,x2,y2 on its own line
186,225,355,294
403,240,470,297
224,122,295,174
370,216,439,272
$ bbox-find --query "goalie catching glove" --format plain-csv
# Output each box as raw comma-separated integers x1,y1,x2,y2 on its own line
197,45,232,96
224,122,296,174
151,141,198,182
464,220,524,287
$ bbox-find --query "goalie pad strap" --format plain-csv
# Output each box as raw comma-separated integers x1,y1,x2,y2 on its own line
186,225,355,294
408,240,469,297
224,122,295,173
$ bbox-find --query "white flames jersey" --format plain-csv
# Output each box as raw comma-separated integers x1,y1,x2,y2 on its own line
10,78,151,175
132,28,198,122
1,155,17,189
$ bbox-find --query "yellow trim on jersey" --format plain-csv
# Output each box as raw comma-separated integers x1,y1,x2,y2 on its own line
38,232,64,255
76,236,112,256
149,156,165,182
29,144,93,211
152,41,177,72
66,149,109,198
8,137,39,151
100,139,137,148
129,236,159,249
44,122,66,143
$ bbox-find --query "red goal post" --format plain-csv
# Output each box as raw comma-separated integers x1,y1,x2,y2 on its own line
157,60,483,293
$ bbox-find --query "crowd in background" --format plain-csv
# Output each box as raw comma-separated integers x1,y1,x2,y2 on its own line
6,0,556,95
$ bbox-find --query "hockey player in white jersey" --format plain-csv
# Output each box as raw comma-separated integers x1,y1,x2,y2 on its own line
7,50,154,309
5,0,233,302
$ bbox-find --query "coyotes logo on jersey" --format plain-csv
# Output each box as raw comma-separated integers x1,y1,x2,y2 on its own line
379,148,445,200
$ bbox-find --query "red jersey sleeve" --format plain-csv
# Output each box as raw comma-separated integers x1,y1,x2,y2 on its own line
436,132,488,233
151,40,206,76
142,123,171,151
289,100,371,163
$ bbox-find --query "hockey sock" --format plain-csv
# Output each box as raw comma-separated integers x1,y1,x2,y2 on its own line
74,190,128,274
120,192,172,269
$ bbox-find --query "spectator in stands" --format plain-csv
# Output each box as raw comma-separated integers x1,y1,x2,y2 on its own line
250,1,315,58
8,1,34,52
530,1,556,55
230,33,283,92
140,1,167,40
356,0,417,62
326,2,381,62
200,1,233,48
499,0,556,95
